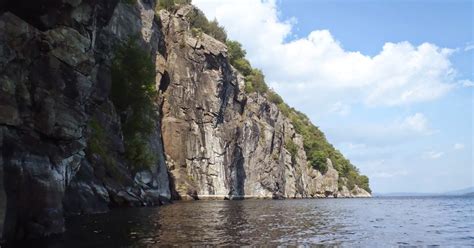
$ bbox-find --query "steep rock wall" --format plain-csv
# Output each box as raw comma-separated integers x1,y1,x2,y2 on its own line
158,6,369,200
0,0,171,240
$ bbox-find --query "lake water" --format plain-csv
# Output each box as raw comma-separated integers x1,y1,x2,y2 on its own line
7,196,474,247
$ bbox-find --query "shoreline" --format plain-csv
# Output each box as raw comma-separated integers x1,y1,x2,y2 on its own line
181,194,372,200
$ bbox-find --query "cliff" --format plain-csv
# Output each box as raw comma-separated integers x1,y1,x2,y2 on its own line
0,0,370,241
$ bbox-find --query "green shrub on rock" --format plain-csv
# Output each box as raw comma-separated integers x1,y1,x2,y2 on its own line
226,41,246,64
156,0,174,11
309,150,328,174
226,40,253,76
111,38,157,171
285,139,298,164
88,118,107,157
174,0,192,4
111,39,156,113
244,81,254,94
155,0,192,12
225,40,270,94
357,175,371,193
87,117,122,179
206,19,227,42
187,8,208,29
267,91,283,105
246,69,268,94
277,103,291,118
233,58,253,76
124,134,157,172
187,8,227,42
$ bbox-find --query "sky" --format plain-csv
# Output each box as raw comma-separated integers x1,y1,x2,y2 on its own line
192,0,473,193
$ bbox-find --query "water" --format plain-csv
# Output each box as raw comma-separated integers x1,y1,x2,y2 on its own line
10,196,474,247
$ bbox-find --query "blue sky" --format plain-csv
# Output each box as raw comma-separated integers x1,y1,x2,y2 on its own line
193,0,473,193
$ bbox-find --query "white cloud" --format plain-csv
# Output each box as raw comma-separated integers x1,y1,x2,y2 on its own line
329,101,351,116
454,143,465,150
329,112,436,149
327,113,435,148
459,79,474,87
422,151,444,160
194,0,465,107
465,44,474,52
400,113,430,133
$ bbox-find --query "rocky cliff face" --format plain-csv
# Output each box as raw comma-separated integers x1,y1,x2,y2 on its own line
0,0,370,241
158,5,369,200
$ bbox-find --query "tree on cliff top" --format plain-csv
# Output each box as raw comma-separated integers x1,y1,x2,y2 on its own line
155,0,192,11
187,8,227,42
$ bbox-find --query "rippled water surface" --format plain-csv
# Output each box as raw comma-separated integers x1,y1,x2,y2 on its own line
22,196,474,247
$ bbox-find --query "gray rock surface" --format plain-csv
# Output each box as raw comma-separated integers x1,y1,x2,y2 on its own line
0,0,170,240
158,7,370,200
0,1,370,241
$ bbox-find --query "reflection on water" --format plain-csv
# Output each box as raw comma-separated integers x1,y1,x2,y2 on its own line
7,196,474,247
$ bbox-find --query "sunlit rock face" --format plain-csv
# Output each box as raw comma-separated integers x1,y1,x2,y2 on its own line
0,0,369,240
158,6,370,200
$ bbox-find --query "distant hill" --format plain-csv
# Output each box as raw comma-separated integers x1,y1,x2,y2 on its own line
373,192,437,197
374,186,474,197
443,186,474,196
463,192,474,197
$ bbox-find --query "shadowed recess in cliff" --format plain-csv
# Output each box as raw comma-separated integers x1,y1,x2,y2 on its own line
215,56,235,127
159,71,171,93
228,145,246,199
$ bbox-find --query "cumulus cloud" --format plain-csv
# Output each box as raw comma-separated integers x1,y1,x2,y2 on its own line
194,0,465,107
454,143,465,150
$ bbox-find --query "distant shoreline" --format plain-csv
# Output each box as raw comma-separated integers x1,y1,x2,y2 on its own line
373,193,474,197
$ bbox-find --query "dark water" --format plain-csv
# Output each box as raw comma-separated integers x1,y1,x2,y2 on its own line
12,196,474,247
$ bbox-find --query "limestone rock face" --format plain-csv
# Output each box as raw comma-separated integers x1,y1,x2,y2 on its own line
0,1,370,241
